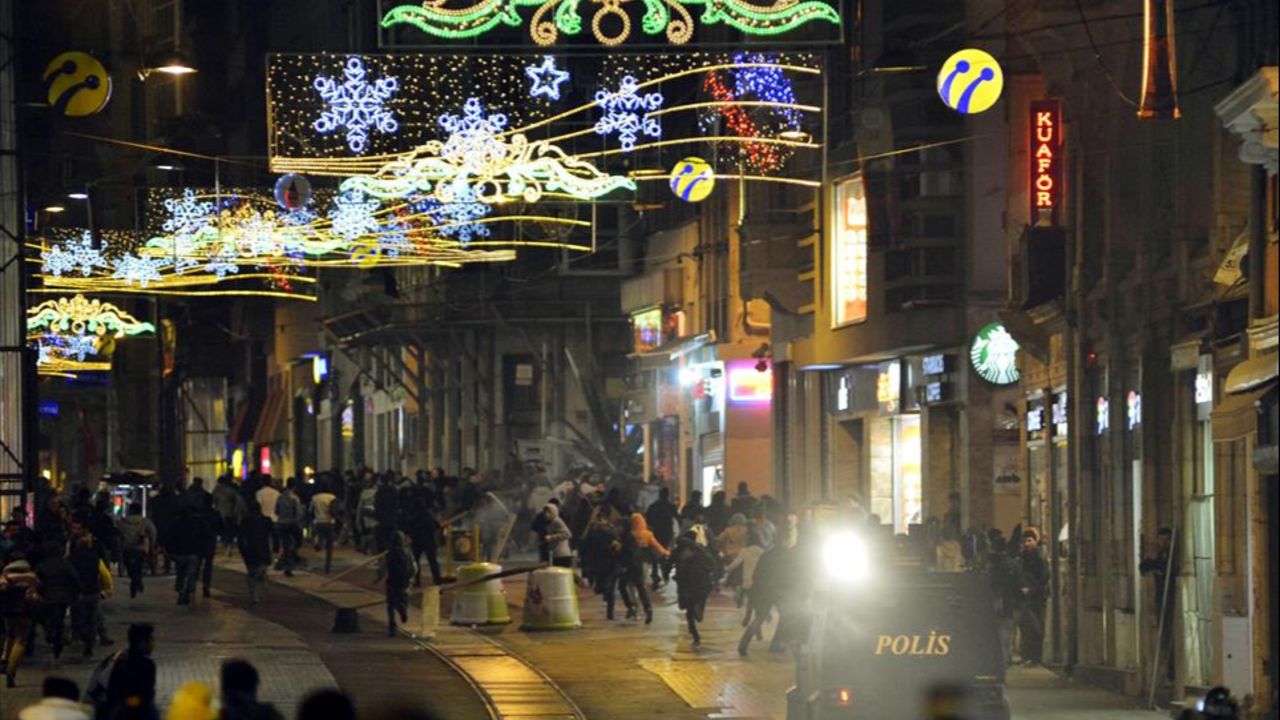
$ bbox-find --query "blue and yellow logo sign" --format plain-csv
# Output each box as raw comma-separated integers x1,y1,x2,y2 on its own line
937,49,1003,115
43,52,112,117
669,157,715,202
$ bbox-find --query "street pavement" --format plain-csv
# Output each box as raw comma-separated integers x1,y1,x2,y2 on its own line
4,545,1170,720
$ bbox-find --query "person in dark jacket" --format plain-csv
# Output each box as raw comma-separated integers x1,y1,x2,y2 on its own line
35,541,81,659
149,482,180,575
384,531,414,637
705,491,730,537
672,531,715,646
102,623,156,720
401,478,441,586
987,534,1023,666
644,487,678,588
1,555,39,687
1017,529,1049,665
237,502,272,605
67,528,104,658
171,491,215,606
219,659,283,720
373,474,399,555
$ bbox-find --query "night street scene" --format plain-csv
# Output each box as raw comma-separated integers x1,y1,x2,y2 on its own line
0,1,1276,719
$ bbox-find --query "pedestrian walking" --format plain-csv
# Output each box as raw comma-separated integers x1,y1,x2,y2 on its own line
402,478,441,586
2,554,40,687
237,502,272,605
254,478,281,557
672,531,715,647
678,490,703,534
116,503,156,599
384,531,415,637
170,495,212,606
274,480,302,577
101,623,157,720
150,482,180,576
218,659,283,720
706,491,731,537
1017,528,1048,665
373,473,399,555
308,482,338,575
212,476,245,556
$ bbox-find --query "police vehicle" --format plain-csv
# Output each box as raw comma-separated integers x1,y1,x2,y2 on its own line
786,521,1011,720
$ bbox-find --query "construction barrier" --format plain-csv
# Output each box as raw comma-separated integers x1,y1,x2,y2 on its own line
450,562,511,626
520,567,581,631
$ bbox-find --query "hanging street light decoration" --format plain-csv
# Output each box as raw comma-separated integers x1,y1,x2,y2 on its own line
313,56,400,153
668,156,715,202
525,55,570,101
378,0,840,47
594,75,663,152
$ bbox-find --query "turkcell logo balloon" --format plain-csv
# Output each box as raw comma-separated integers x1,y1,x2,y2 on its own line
669,157,715,202
274,173,313,211
43,52,112,117
937,49,1004,115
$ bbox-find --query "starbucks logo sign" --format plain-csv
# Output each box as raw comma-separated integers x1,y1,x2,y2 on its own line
970,323,1020,385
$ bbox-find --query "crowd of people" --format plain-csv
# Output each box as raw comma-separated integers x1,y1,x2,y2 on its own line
1,459,1075,718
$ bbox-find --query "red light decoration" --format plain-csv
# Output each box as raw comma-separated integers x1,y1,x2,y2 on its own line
702,71,782,173
1029,99,1062,226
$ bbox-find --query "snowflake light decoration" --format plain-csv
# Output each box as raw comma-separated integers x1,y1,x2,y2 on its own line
526,55,570,101
594,76,663,152
64,333,100,362
313,57,400,154
205,243,241,279
42,231,107,278
378,220,411,259
328,189,381,242
438,98,510,185
415,191,491,246
162,189,215,236
112,253,170,287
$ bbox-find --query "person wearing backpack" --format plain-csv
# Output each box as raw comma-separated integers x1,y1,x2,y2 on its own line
99,623,156,720
672,530,715,646
116,503,156,599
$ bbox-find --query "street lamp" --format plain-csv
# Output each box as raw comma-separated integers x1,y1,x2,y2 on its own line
137,50,197,81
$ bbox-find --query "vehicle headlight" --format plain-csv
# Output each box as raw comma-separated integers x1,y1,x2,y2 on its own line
822,531,871,583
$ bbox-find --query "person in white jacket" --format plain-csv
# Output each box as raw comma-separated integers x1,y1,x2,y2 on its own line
19,676,91,720
542,504,574,568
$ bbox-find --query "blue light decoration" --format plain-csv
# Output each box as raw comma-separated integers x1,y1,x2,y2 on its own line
38,401,60,417
594,75,662,152
162,189,214,236
327,189,382,242
63,333,100,362
414,191,492,246
731,52,801,128
525,55,570,101
438,97,510,181
205,243,241,280
42,230,107,278
313,57,400,154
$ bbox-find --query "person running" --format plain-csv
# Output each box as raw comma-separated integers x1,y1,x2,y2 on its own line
672,530,715,647
1,553,40,687
623,513,668,624
116,503,156,599
384,531,415,637
35,541,80,660
644,487,678,589
308,482,338,575
237,502,272,606
254,477,281,558
68,527,106,658
401,478,441,586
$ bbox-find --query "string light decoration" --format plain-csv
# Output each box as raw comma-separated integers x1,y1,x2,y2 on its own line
595,75,662,152
42,230,107,278
327,189,383,241
526,55,570,100
379,0,839,46
731,52,801,128
313,57,400,154
701,70,781,172
27,294,156,340
414,191,492,245
112,252,170,287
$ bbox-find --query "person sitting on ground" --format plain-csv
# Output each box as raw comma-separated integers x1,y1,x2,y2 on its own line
19,676,91,720
218,659,283,720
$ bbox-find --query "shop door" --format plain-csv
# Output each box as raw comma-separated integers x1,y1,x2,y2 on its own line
1182,496,1215,687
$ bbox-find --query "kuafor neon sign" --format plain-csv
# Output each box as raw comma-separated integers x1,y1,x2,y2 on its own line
1030,99,1062,226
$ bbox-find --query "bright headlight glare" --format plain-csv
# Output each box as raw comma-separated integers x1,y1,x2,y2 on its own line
822,531,871,583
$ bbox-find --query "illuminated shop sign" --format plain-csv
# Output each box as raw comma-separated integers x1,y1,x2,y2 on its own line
876,361,900,414
1030,99,1062,225
1126,390,1142,430
922,353,949,376
970,323,1020,385
836,375,851,411
832,174,868,327
1026,402,1045,433
1194,372,1213,405
729,364,772,403
1052,393,1068,436
632,307,664,353
1096,397,1109,434
925,382,943,404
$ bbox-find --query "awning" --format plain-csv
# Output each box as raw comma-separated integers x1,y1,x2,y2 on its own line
630,331,716,369
229,401,257,446
1224,354,1278,395
1211,387,1267,441
253,385,287,445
